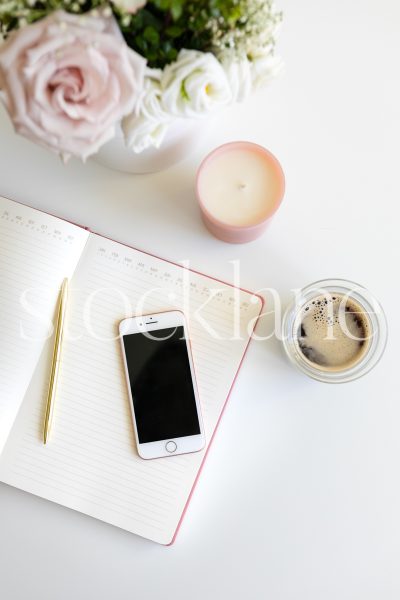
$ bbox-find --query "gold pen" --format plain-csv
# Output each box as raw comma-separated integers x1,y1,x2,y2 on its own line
43,277,69,445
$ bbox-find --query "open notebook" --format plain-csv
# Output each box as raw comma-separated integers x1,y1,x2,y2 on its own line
0,195,262,544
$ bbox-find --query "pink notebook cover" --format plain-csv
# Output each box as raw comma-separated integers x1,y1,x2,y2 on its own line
2,194,264,544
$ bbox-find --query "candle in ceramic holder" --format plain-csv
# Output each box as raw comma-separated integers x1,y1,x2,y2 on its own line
196,142,285,243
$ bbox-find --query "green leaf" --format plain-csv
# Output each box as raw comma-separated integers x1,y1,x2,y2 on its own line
143,25,160,45
146,48,159,62
152,0,169,10
165,25,184,38
170,0,184,21
166,48,178,62
134,35,148,53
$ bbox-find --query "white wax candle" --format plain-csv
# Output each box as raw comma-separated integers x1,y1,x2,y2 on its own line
198,146,281,226
196,142,285,243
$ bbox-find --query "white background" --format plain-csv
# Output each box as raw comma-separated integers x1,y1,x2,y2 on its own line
1,1,400,598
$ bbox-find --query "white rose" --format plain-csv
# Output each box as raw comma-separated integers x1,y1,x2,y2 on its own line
123,116,169,153
161,49,232,118
250,53,284,90
123,68,171,152
110,0,146,13
136,68,170,121
221,55,253,102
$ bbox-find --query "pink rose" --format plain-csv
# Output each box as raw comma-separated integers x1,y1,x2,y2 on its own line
0,11,145,160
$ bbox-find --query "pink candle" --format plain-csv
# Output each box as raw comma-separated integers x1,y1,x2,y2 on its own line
196,142,285,243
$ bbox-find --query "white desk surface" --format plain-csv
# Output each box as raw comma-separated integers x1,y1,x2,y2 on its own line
1,1,399,598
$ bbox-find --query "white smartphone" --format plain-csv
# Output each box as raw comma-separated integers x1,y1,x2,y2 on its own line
119,310,205,459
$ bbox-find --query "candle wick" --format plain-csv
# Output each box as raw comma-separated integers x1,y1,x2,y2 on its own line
238,182,246,190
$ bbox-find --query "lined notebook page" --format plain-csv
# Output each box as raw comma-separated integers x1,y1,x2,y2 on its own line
0,234,262,544
0,197,89,454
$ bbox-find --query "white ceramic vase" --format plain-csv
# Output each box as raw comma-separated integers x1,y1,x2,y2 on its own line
93,118,205,174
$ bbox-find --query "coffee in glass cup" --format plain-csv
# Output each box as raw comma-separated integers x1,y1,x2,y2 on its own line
282,279,387,383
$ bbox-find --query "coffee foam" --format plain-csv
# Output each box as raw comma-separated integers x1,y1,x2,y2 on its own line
296,294,371,371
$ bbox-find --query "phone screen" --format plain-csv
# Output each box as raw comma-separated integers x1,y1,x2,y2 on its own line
122,326,201,444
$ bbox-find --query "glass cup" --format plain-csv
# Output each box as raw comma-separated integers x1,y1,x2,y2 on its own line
282,279,387,383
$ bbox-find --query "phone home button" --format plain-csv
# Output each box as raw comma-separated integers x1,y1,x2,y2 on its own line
165,441,177,453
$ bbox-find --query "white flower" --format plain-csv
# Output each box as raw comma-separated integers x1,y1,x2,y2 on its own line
250,52,284,90
221,55,253,102
137,68,170,121
123,116,169,153
161,49,232,118
110,0,146,13
123,68,171,153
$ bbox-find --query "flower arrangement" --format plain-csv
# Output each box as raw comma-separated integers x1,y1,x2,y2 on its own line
0,1,282,161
